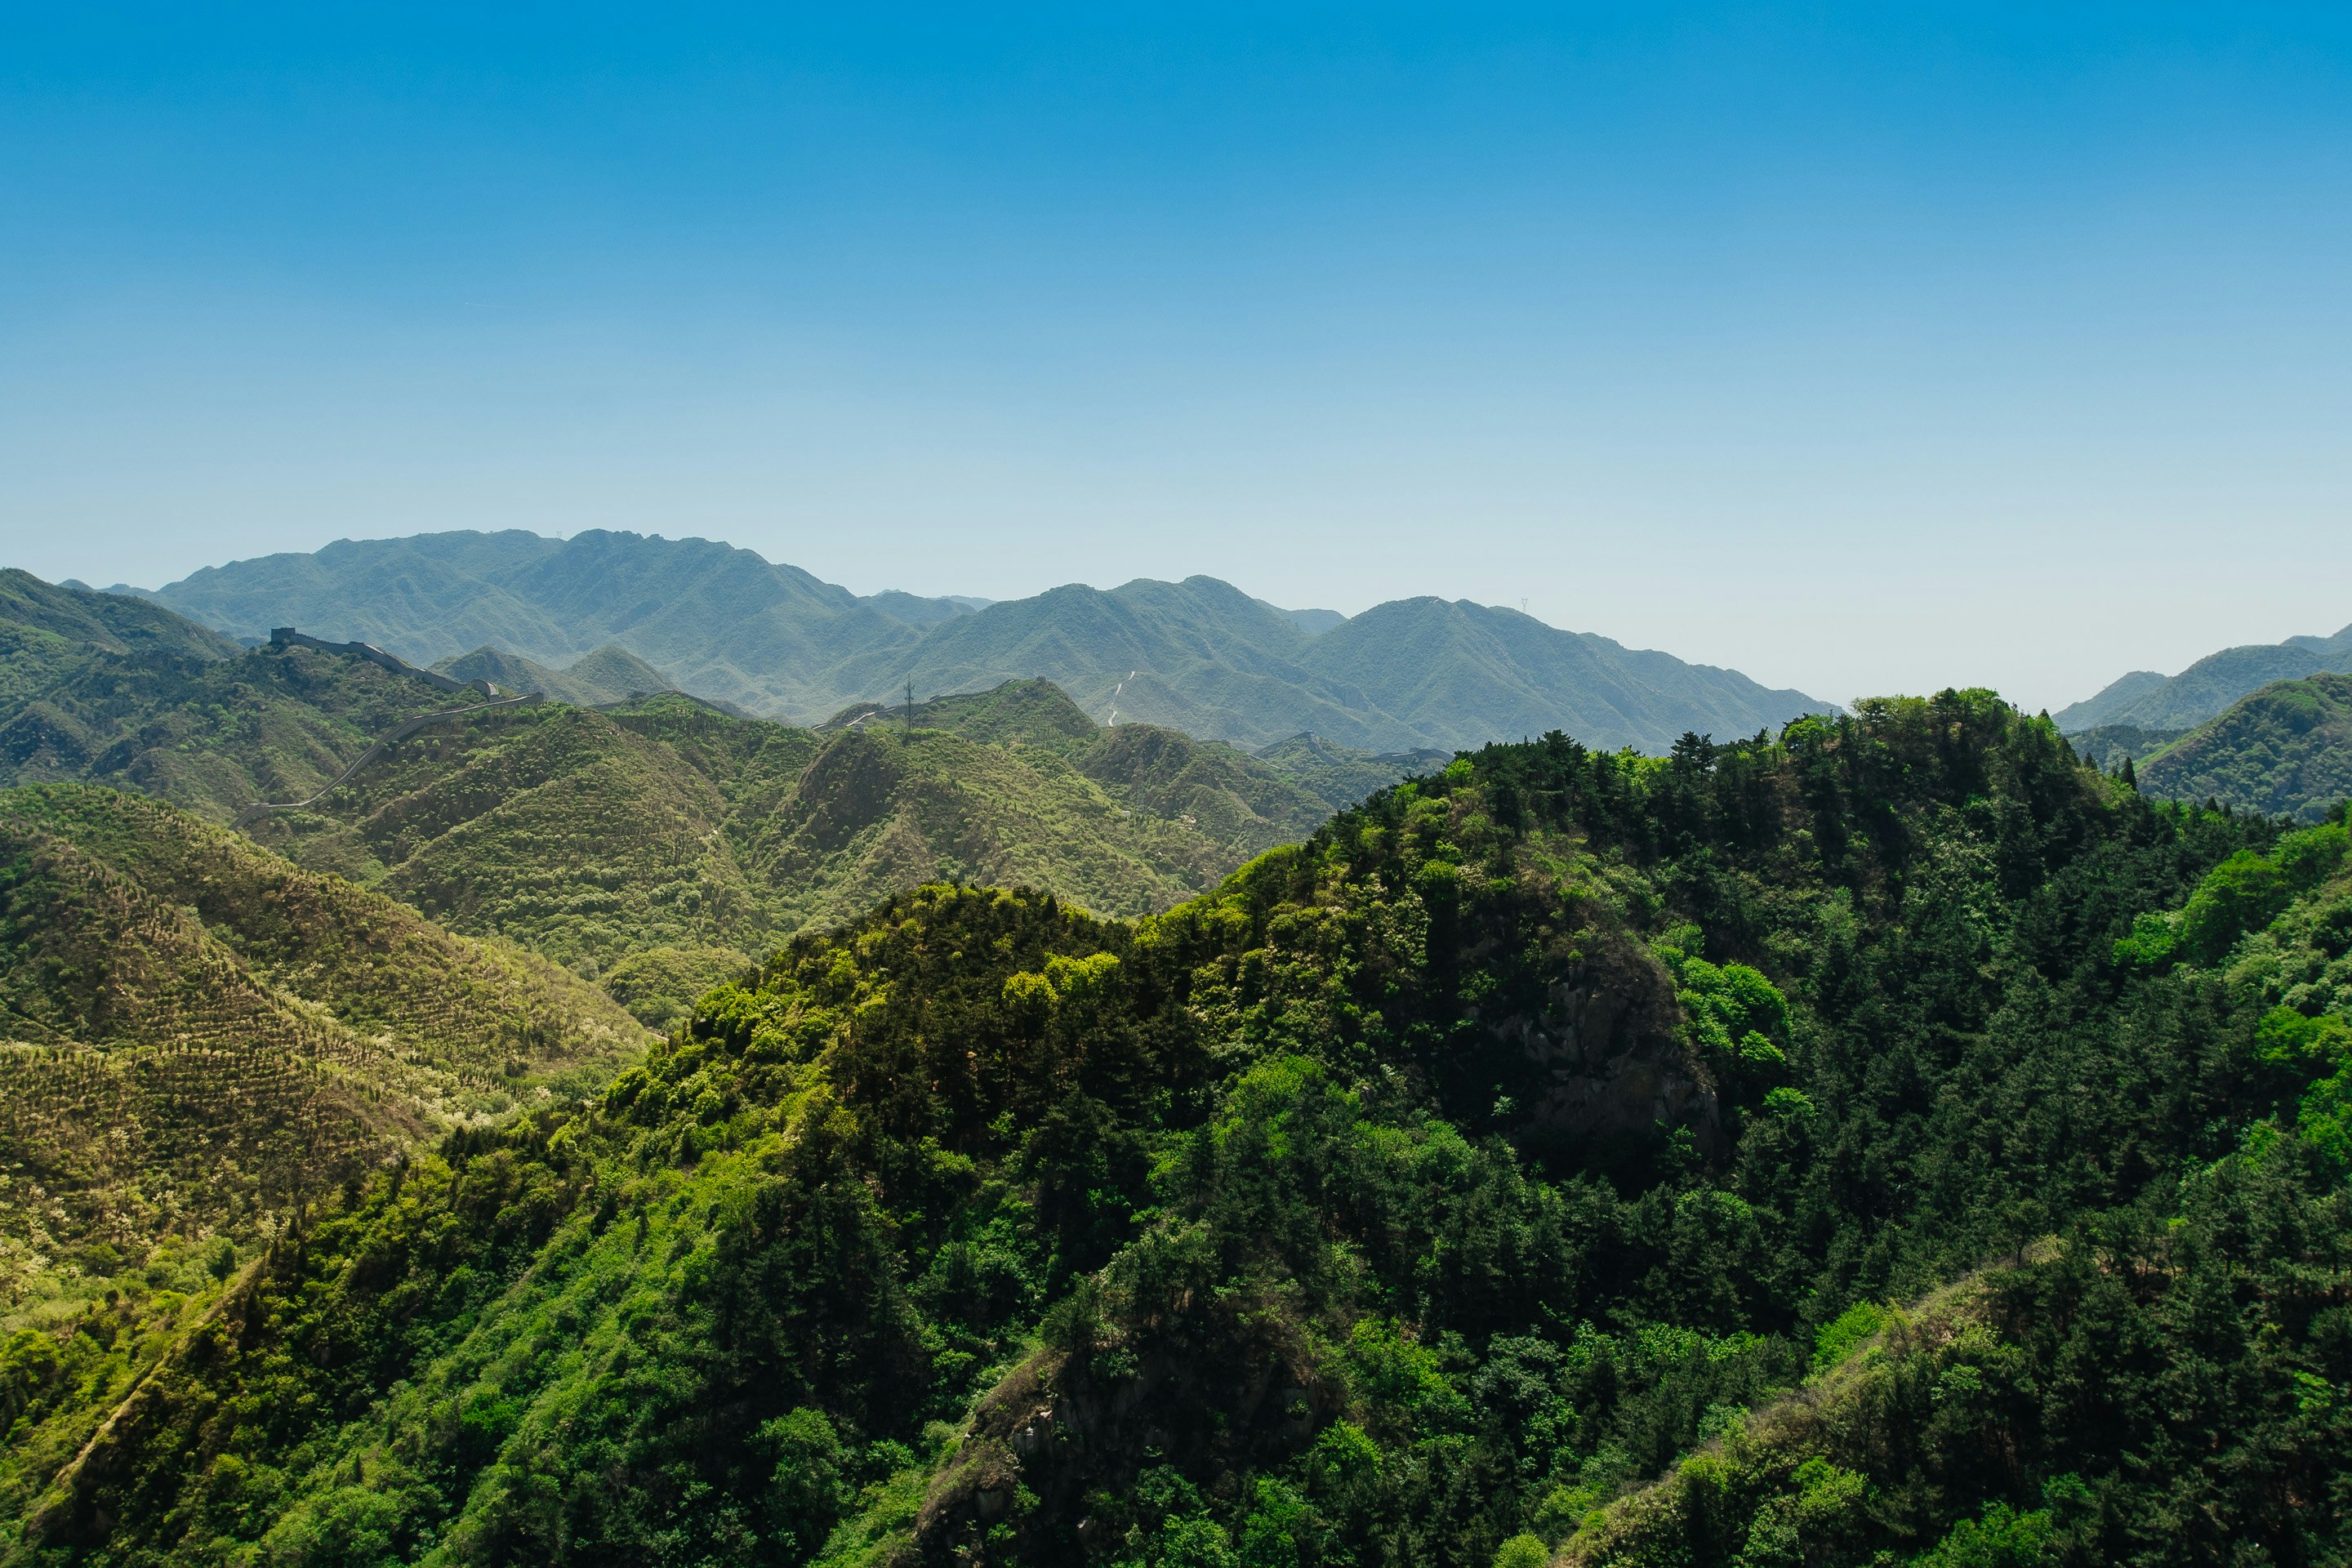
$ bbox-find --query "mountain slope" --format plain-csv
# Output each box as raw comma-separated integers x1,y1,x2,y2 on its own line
2065,721,2187,774
431,644,677,706
0,584,1361,978
0,568,236,709
2057,621,2352,731
2136,671,2352,822
131,530,934,715
1298,597,1829,754
1250,732,1454,813
0,623,507,824
246,688,1343,973
0,784,645,1294
11,696,2345,1566
131,532,1831,751
824,577,1388,748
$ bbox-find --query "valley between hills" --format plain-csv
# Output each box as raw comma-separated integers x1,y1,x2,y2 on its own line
2,549,2351,1567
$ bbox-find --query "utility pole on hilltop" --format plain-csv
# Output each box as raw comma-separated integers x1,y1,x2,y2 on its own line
904,679,915,737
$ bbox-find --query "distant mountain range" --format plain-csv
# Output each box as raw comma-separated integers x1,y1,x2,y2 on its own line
2056,621,2352,733
0,572,1439,981
117,529,1832,753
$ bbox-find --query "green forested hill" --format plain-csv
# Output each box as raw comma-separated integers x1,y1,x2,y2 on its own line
2063,720,2185,773
2057,620,2352,732
127,532,1829,751
0,784,645,1299
1249,733,1455,813
0,572,236,708
2134,672,2352,823
13,694,2352,1566
251,687,1340,983
0,622,487,822
0,586,1394,1002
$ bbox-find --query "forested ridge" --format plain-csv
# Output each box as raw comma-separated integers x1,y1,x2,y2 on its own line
0,575,1432,1012
6,692,2350,1566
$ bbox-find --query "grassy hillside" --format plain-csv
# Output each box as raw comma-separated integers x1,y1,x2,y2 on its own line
133,532,1831,752
14,695,2352,1565
0,784,645,1303
2136,671,2352,822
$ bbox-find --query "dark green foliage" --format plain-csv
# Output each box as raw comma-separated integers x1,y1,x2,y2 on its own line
9,689,2352,1567
1561,1144,2352,1566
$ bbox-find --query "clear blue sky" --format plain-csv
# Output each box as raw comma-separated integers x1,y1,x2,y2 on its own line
5,2,2350,710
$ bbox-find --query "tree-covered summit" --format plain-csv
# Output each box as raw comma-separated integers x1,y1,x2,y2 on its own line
9,692,2347,1566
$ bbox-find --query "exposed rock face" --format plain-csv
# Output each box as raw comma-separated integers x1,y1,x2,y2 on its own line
1501,933,1721,1159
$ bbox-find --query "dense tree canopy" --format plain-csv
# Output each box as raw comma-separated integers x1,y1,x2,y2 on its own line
6,691,2350,1568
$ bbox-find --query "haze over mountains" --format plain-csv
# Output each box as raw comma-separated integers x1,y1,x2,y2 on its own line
123,529,1833,755
0,572,1433,997
10,546,2352,1563
2056,619,2352,733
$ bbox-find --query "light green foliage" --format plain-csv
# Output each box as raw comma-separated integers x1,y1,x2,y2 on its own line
2119,819,2350,967
1494,1533,1550,1568
1910,1499,2059,1567
601,944,758,1027
1809,1302,1886,1372
1653,927,1791,1094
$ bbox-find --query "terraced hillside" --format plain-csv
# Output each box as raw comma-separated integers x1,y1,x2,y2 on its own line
0,784,646,1303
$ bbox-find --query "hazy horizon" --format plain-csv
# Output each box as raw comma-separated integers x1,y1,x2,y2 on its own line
8,5,2352,713
65,522,2350,716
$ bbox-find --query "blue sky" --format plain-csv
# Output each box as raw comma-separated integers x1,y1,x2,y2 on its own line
4,3,2350,710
